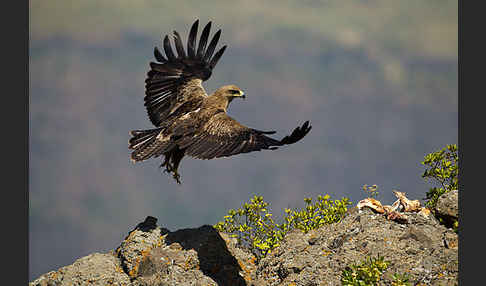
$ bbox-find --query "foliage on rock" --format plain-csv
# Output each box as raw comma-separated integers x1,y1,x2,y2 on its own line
421,144,458,209
214,194,350,259
341,255,411,286
421,144,458,231
391,272,412,286
341,255,390,285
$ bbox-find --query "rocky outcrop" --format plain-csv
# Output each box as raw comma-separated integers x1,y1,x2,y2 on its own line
30,216,257,286
253,208,457,285
30,196,458,286
29,253,130,286
435,190,459,227
119,220,256,285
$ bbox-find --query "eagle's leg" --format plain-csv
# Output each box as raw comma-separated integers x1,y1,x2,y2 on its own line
160,154,174,173
169,147,185,184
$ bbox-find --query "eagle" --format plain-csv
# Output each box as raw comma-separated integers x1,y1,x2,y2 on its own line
129,19,312,184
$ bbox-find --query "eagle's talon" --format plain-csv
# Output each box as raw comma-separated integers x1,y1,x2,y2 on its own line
160,159,175,174
173,172,181,184
167,164,173,172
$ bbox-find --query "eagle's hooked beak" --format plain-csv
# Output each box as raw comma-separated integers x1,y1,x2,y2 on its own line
240,91,246,100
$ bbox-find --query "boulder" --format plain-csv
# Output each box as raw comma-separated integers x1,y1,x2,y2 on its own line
29,252,130,286
435,189,458,220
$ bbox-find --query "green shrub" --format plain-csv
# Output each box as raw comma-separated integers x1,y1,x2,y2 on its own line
214,194,350,259
341,255,390,285
214,195,280,258
341,255,412,286
421,144,458,209
284,195,351,233
391,272,411,286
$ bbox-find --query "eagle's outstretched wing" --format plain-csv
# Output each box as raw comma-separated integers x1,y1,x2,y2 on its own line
177,113,312,160
145,19,227,126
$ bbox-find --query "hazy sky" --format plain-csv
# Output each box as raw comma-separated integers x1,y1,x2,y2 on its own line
29,0,457,280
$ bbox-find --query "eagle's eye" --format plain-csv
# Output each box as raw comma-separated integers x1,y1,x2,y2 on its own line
228,90,240,95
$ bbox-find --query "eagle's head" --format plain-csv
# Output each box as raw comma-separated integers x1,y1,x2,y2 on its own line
215,85,246,101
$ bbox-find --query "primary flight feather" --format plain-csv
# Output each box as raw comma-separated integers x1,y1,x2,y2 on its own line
129,19,312,184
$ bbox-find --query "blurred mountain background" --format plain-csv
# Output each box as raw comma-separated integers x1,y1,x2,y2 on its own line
29,0,457,281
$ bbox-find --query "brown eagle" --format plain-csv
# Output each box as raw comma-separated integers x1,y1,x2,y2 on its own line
129,19,312,183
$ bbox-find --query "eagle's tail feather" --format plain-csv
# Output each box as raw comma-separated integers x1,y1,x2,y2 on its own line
129,127,166,162
129,128,160,147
